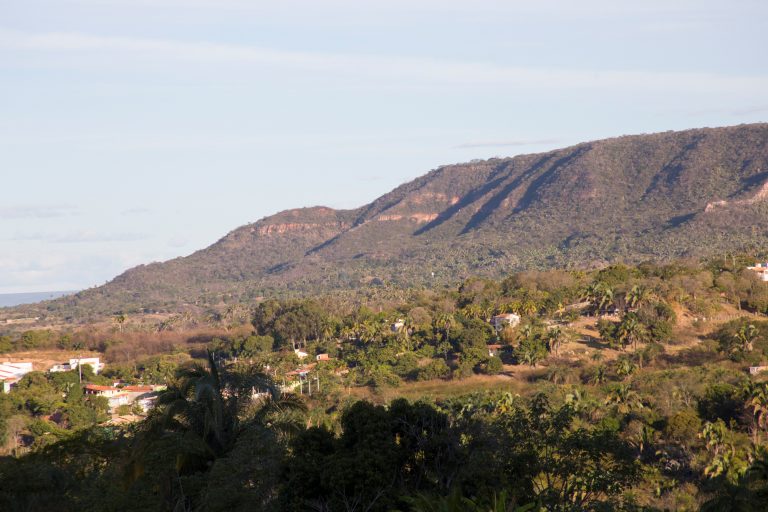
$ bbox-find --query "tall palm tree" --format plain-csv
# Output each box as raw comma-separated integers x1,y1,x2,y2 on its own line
462,304,483,320
582,282,614,314
545,327,567,356
359,320,379,344
597,286,615,314
506,300,523,315
481,303,496,322
747,382,768,444
138,351,305,474
114,313,126,333
521,299,538,317
617,313,648,352
580,283,601,306
604,384,643,415
434,313,457,342
624,285,651,310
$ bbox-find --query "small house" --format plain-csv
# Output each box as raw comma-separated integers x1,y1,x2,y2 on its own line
747,264,768,282
491,313,521,331
49,357,104,374
487,344,503,357
84,384,122,398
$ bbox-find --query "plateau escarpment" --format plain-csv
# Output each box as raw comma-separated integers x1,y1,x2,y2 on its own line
22,123,768,317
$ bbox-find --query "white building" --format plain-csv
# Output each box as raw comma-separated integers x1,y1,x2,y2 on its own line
0,361,33,393
491,313,521,331
391,319,405,333
49,357,104,374
85,383,163,412
747,263,768,282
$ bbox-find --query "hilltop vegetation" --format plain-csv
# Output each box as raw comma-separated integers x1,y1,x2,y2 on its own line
8,123,768,321
4,257,768,510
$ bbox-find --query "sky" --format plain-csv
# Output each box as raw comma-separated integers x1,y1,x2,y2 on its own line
1,0,767,293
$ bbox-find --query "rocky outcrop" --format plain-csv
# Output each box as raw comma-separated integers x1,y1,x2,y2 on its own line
255,222,350,236
705,174,768,212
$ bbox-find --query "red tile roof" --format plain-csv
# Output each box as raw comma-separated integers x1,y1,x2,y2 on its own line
123,385,154,392
84,384,116,392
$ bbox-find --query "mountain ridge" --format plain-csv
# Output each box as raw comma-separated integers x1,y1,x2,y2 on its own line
18,122,768,318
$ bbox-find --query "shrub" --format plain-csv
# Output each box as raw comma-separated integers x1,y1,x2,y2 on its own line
483,356,503,375
417,359,450,381
664,409,701,447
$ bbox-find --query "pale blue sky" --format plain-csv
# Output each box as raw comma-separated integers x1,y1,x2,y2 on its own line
1,0,767,293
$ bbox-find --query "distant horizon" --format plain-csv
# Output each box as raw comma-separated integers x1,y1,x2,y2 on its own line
0,290,78,308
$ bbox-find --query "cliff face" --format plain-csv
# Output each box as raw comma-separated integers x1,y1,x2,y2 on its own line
44,123,768,313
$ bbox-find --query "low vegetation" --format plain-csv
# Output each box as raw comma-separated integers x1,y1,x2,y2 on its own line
3,256,768,510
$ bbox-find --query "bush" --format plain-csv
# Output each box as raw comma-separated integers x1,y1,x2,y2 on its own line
369,367,400,388
452,359,475,380
697,383,743,424
418,359,450,381
483,356,503,375
664,409,701,447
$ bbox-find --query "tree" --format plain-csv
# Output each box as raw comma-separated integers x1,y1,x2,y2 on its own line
498,395,640,510
616,313,648,353
746,382,768,444
604,384,644,415
521,300,538,317
589,364,607,385
625,285,650,310
734,324,759,354
516,338,547,368
544,327,567,356
114,313,126,333
434,313,457,342
615,357,636,381
484,356,504,375
133,351,305,496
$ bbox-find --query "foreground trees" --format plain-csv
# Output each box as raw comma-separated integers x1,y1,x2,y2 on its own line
280,394,639,512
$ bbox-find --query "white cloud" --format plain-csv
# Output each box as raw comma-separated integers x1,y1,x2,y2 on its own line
1,29,766,94
121,207,151,215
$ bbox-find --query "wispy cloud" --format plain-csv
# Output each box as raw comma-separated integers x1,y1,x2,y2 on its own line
12,231,149,243
0,205,78,219
731,105,768,116
1,29,767,94
455,138,563,149
121,207,151,215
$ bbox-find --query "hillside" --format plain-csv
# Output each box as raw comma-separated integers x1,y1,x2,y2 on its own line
17,123,768,317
